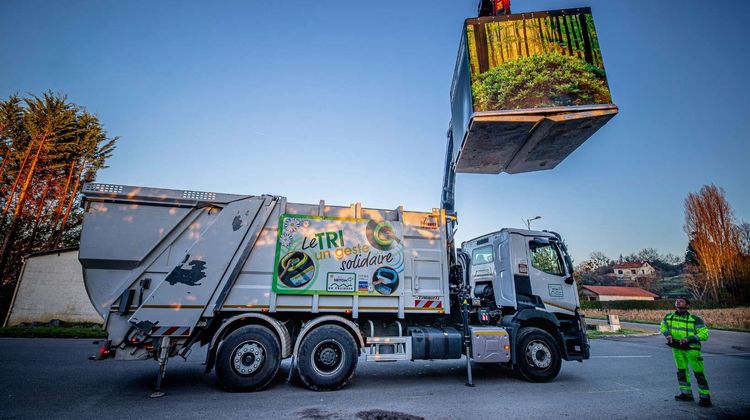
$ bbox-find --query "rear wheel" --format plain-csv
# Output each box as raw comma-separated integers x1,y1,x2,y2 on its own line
215,325,281,391
297,325,358,391
515,327,561,382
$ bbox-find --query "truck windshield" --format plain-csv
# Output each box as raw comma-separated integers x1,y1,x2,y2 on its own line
529,241,564,276
471,245,494,265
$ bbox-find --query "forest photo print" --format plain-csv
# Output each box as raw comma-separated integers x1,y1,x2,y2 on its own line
466,8,613,111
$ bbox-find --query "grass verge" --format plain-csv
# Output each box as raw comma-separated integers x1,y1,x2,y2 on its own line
586,328,653,339
0,325,106,338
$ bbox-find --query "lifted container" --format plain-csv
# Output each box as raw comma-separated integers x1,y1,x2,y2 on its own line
450,7,618,174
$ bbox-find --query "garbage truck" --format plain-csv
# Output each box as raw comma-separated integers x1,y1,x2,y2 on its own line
80,4,617,394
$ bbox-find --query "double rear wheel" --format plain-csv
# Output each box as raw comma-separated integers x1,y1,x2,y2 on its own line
296,325,359,391
215,325,281,391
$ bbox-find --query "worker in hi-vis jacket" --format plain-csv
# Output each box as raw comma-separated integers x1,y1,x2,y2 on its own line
659,297,711,407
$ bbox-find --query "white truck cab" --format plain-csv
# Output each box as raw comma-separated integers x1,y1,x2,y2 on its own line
463,229,579,315
460,229,588,381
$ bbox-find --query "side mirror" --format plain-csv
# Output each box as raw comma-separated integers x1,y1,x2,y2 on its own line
565,276,574,285
564,255,574,273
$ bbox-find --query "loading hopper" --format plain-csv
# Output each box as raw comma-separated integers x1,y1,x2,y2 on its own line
450,8,618,174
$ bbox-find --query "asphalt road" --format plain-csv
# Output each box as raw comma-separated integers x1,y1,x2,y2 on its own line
1,326,749,420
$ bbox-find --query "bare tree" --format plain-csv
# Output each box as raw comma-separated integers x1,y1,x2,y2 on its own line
682,263,709,301
739,222,750,256
588,251,611,269
684,184,742,302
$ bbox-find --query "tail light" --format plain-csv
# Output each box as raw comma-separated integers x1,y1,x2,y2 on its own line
96,340,112,360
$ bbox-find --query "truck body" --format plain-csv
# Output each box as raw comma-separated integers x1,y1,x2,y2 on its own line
80,182,588,391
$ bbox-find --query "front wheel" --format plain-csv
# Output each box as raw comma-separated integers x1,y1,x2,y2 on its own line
515,327,562,382
215,325,281,391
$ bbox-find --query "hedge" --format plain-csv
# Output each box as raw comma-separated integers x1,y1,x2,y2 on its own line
580,300,731,311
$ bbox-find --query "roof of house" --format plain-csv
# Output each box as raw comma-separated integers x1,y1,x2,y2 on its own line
613,261,650,269
581,285,659,298
24,246,79,259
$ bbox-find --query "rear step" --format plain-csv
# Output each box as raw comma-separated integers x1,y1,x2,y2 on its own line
365,337,412,362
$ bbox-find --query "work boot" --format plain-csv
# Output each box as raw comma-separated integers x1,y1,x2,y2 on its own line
699,397,712,407
674,393,694,401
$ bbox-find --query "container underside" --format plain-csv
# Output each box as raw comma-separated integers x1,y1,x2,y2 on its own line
455,104,618,174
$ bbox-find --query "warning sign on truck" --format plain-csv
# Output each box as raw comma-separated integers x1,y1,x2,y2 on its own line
273,215,405,295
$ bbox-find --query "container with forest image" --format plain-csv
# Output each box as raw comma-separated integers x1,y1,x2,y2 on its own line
465,9,612,112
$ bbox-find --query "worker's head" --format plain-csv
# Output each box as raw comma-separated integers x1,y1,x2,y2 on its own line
675,297,690,314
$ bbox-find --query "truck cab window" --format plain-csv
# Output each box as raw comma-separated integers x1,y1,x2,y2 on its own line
529,241,564,276
471,245,494,265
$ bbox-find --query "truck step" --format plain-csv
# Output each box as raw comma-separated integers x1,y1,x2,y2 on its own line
365,337,412,362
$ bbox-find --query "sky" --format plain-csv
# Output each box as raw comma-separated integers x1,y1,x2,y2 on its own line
1,0,748,262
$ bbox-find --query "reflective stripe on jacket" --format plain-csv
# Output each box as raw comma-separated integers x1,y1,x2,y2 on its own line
659,311,709,349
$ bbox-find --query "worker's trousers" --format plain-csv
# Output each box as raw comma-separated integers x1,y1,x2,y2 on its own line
672,348,709,398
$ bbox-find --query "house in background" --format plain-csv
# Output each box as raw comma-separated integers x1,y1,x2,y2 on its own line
613,261,656,283
580,285,659,301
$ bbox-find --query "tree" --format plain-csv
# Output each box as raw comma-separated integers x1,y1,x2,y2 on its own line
738,222,750,256
575,251,615,285
588,251,611,269
682,263,709,301
0,92,117,321
683,184,744,303
634,274,658,292
0,94,77,271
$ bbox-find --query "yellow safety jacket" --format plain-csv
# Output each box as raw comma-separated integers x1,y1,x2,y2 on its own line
659,311,709,350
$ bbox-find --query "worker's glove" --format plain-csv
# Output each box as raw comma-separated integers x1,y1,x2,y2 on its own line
666,336,690,349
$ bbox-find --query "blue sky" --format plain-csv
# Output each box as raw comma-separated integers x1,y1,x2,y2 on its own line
1,0,748,262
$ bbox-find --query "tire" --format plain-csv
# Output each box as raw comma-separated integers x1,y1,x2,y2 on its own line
215,325,281,391
515,327,562,383
297,325,359,391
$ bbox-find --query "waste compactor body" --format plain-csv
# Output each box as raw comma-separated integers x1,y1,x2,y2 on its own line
80,183,588,391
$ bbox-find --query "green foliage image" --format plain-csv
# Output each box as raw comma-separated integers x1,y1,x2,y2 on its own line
472,53,611,111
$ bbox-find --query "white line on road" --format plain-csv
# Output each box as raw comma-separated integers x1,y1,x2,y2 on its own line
702,352,750,357
591,355,652,358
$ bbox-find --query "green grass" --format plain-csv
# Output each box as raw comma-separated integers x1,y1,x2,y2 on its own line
586,328,653,339
0,325,107,338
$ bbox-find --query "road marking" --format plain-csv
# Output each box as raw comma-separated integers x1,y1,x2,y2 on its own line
591,355,652,358
703,352,750,357
578,389,642,394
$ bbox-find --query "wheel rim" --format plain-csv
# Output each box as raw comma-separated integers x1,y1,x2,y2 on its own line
231,341,266,376
311,339,345,377
525,339,552,369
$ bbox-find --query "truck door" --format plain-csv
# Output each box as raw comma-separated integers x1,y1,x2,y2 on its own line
527,238,578,314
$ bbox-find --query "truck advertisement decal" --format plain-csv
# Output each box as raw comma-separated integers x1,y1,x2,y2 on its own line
465,8,612,111
272,214,405,295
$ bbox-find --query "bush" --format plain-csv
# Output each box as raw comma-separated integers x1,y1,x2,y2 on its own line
472,52,611,110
